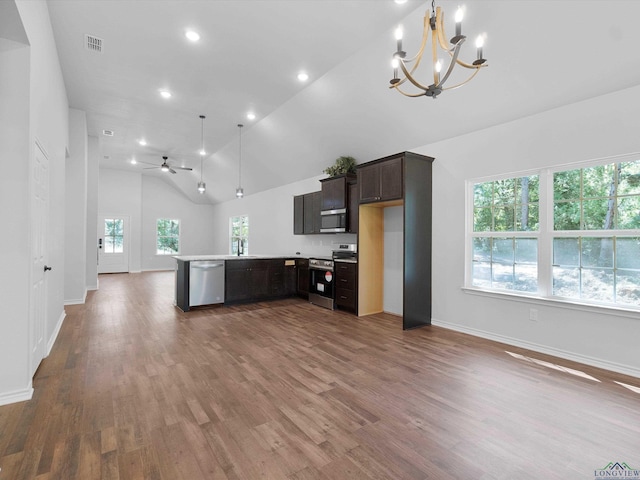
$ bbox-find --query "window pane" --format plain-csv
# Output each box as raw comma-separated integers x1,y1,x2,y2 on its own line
617,237,640,269
515,238,537,264
516,204,539,231
581,237,613,268
169,220,179,236
113,235,124,253
583,164,615,198
493,206,515,231
554,169,581,201
472,238,492,287
514,263,537,292
618,160,640,195
617,270,640,305
492,264,514,290
583,198,610,230
493,238,514,264
104,236,114,253
553,267,580,297
617,196,640,229
473,207,492,232
516,175,539,203
493,179,515,205
553,238,579,266
554,201,580,230
581,268,614,303
474,182,493,207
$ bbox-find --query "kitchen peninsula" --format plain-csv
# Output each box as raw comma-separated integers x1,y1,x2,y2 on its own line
174,255,308,311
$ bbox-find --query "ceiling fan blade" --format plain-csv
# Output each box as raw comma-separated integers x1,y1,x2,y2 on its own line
174,166,193,171
143,166,159,170
169,168,177,174
137,160,159,166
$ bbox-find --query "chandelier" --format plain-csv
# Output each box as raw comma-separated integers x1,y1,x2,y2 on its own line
390,0,487,98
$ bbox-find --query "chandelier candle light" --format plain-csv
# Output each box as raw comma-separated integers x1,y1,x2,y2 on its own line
197,115,206,194
390,0,487,98
236,123,244,198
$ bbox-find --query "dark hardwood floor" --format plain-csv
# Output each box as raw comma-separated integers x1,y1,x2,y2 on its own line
1,271,639,479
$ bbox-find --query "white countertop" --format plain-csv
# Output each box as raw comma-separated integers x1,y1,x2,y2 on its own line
173,254,307,262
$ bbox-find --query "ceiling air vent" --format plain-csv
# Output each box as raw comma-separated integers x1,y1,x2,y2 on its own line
102,129,114,137
85,34,103,53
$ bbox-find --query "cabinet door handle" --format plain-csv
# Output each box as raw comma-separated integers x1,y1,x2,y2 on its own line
340,278,348,282
340,296,347,299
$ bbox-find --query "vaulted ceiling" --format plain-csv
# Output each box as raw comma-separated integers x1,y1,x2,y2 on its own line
47,0,640,204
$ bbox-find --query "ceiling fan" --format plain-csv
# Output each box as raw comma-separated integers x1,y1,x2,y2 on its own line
139,156,193,174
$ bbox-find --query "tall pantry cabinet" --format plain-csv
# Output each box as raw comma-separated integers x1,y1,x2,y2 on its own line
356,152,434,330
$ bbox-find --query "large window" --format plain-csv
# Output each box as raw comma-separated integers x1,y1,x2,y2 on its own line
157,218,180,255
471,175,540,293
230,215,249,255
468,156,640,310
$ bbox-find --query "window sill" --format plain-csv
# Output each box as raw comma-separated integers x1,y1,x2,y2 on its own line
461,286,640,319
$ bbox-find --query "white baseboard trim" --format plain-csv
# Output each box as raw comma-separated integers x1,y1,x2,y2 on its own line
87,284,98,291
64,288,87,306
142,268,174,272
431,318,640,379
0,383,33,407
47,310,66,356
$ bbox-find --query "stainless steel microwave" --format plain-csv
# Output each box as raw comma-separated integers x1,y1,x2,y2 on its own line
320,208,347,233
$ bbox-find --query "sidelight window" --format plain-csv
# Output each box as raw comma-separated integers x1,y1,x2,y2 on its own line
157,218,180,255
230,215,249,256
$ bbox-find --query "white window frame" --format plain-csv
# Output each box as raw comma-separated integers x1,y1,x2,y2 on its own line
465,153,640,314
229,215,249,256
156,218,181,255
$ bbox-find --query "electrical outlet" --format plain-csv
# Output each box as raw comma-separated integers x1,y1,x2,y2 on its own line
529,308,538,321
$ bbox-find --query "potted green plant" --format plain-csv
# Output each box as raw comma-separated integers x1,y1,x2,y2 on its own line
323,156,357,177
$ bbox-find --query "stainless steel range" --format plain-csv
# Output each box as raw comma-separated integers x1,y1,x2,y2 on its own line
309,244,357,310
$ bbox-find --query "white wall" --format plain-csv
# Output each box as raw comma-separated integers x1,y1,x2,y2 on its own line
210,175,356,258
99,170,219,271
0,0,69,406
64,108,87,304
141,176,217,270
418,84,640,377
99,169,143,272
384,206,403,315
86,135,99,289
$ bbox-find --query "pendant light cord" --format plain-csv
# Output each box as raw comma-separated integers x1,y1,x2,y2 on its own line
238,124,243,187
200,115,205,181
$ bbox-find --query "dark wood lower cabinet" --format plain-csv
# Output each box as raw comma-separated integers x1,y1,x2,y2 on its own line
335,261,357,312
225,258,301,304
297,258,309,298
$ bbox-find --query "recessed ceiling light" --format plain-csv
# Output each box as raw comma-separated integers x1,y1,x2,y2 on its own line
394,0,408,4
246,112,256,120
297,72,309,82
138,139,147,146
130,158,137,164
185,30,200,42
102,129,114,136
159,90,172,99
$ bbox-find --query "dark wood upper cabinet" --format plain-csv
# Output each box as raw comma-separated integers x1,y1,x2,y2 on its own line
320,174,355,211
293,195,304,235
303,191,321,234
358,156,403,204
348,183,358,233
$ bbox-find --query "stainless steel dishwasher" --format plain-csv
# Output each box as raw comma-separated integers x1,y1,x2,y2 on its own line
189,260,225,306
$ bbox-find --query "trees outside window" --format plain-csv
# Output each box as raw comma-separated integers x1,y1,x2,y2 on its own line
157,218,180,255
230,216,249,256
468,157,640,309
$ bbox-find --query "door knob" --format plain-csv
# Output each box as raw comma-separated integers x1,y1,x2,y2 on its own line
44,265,52,272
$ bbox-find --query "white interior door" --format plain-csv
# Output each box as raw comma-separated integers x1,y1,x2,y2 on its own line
98,215,130,273
30,142,49,376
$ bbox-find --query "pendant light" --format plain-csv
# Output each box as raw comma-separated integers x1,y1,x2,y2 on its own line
236,123,244,198
197,115,206,194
